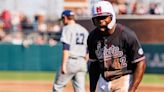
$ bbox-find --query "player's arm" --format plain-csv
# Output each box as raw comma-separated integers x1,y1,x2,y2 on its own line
60,27,71,74
124,27,146,92
87,31,101,92
129,59,146,92
61,42,70,74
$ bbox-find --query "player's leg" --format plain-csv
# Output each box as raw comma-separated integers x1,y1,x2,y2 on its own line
68,57,87,92
72,71,86,92
111,74,132,92
53,69,74,92
88,61,101,92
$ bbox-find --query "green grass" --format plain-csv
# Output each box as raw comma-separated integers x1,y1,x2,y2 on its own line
0,71,55,81
142,74,164,84
0,71,164,84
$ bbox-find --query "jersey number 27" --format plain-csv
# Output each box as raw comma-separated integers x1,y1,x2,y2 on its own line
76,33,85,45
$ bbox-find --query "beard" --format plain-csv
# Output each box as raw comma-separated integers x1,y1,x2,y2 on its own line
99,26,107,31
98,26,109,36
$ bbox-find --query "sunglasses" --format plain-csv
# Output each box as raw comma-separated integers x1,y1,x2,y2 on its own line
93,16,109,20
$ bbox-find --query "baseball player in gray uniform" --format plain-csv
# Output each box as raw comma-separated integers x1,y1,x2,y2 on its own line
53,10,89,92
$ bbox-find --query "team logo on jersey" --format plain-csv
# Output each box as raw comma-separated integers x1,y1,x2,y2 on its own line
95,42,127,69
138,48,144,55
103,45,123,61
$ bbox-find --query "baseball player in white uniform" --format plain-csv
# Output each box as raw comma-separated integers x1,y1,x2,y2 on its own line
53,10,89,92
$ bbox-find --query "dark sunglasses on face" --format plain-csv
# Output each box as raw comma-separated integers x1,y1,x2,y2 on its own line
92,16,109,25
94,16,109,20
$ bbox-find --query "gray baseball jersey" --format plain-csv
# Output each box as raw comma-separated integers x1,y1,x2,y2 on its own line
60,23,89,57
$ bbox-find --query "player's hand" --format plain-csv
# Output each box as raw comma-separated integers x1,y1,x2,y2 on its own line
84,54,89,61
61,65,67,74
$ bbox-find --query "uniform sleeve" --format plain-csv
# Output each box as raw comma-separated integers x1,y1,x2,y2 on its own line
60,27,71,44
125,29,145,63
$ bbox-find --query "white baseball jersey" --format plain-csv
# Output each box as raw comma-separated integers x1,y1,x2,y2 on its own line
60,23,89,57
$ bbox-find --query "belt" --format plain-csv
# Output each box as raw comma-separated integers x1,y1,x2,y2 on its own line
103,70,132,81
69,56,84,59
88,59,97,62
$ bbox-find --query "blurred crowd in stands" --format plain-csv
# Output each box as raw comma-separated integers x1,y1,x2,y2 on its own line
0,9,61,47
0,0,163,46
107,0,164,15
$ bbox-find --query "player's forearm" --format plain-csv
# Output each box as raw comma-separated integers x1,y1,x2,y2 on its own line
62,50,69,66
129,59,146,92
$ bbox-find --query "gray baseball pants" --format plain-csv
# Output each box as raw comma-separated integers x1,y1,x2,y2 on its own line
53,57,87,92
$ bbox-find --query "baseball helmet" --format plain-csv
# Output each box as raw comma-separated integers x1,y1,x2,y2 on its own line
92,1,116,29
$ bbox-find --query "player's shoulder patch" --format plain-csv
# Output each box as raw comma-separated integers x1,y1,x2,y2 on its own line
138,48,144,55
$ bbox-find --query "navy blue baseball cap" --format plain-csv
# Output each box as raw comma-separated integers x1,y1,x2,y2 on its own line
61,10,74,17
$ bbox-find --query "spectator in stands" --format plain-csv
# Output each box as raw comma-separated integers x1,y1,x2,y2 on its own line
48,38,57,46
105,0,127,15
20,14,33,31
34,34,46,45
33,11,47,32
48,23,61,33
33,15,39,31
153,2,163,15
11,11,21,31
117,0,128,14
136,3,148,15
129,1,137,14
0,17,4,31
11,31,23,45
1,10,12,32
0,30,6,41
149,2,157,14
1,31,23,45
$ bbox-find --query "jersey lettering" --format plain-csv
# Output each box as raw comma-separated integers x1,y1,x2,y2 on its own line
76,33,85,45
96,42,127,69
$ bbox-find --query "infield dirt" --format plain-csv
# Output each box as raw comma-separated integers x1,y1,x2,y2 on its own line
0,80,164,92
